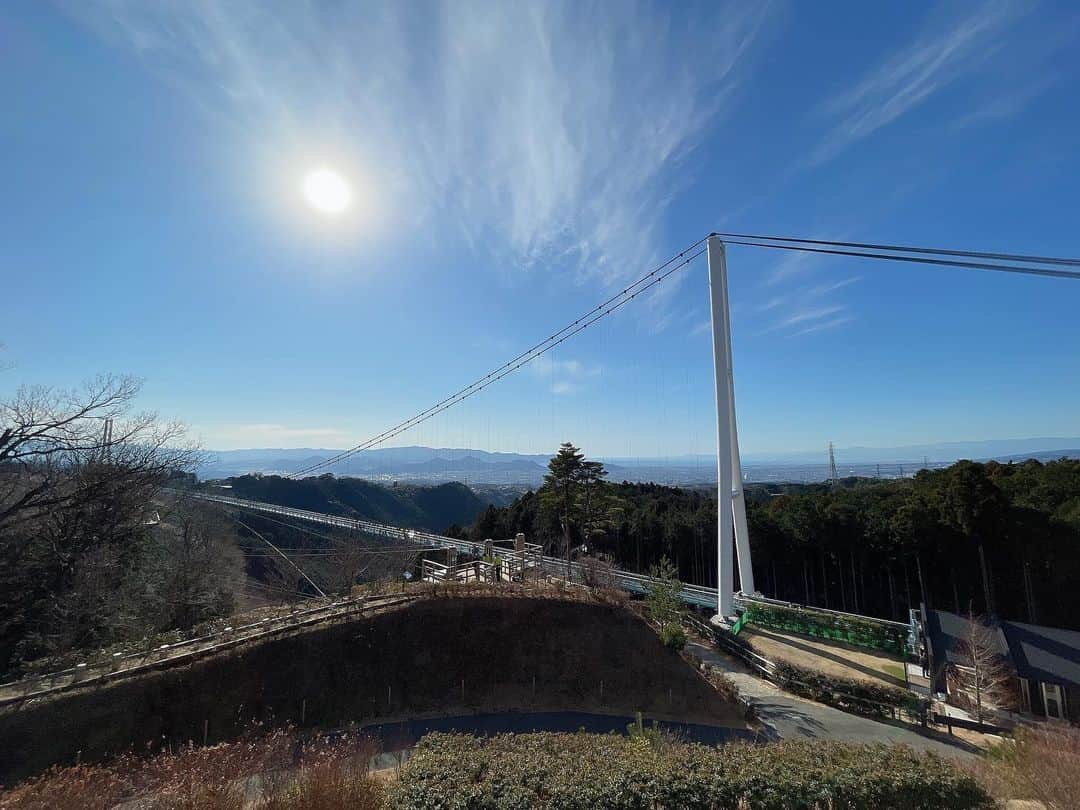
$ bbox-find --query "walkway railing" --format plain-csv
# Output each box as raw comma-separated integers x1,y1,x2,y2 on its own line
0,594,416,706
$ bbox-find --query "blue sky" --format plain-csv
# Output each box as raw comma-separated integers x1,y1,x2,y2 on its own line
2,0,1079,459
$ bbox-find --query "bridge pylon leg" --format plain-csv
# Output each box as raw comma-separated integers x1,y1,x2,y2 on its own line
707,236,753,620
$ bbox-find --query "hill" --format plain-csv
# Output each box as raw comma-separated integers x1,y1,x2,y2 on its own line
214,474,488,531
0,592,744,783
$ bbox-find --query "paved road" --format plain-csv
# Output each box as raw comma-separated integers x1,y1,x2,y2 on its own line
687,640,981,760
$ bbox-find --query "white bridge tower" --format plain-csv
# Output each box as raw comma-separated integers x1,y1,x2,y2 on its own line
707,235,755,619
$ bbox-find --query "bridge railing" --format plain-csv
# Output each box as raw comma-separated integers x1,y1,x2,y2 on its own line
0,594,415,706
184,492,916,642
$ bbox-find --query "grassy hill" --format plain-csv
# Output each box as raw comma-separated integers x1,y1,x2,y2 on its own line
216,474,487,531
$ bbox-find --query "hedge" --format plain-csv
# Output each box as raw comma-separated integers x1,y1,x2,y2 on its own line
387,732,991,809
771,659,928,722
745,603,909,655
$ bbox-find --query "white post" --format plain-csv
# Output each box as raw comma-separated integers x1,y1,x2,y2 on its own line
707,236,735,618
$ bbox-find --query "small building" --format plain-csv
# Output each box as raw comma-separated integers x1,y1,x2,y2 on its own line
925,609,1080,722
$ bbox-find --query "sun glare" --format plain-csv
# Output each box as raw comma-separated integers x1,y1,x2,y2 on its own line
302,168,351,214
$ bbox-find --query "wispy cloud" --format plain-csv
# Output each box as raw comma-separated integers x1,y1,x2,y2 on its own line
778,304,845,328
196,423,355,448
791,315,854,337
809,0,1031,166
951,73,1059,130
755,275,862,337
689,318,712,337
73,1,771,290
529,355,599,395
764,250,819,286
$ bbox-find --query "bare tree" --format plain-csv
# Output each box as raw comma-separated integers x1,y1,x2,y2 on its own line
151,497,243,631
0,374,198,532
955,612,1017,723
0,374,202,671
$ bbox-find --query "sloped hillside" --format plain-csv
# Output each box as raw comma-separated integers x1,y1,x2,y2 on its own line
220,474,487,531
0,595,746,783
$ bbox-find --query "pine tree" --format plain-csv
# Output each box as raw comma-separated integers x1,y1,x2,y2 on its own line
540,442,585,575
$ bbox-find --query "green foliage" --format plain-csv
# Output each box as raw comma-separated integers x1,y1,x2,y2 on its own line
745,603,908,654
388,732,992,809
646,556,682,624
659,622,687,650
626,711,664,746
226,475,486,532
536,443,618,559
468,458,1080,631
771,659,928,721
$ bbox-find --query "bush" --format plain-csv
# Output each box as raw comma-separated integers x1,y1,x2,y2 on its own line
745,603,908,655
660,622,687,651
388,732,992,809
0,728,380,810
771,659,927,722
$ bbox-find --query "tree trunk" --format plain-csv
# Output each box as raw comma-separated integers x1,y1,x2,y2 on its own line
886,565,897,621
802,559,810,604
859,557,868,613
916,554,929,609
772,561,778,600
820,554,829,609
564,516,572,579
977,540,995,615
850,551,860,614
902,558,912,610
838,555,848,612
1022,550,1037,623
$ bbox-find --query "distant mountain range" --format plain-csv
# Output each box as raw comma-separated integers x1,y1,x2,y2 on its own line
198,439,1080,486
198,446,552,482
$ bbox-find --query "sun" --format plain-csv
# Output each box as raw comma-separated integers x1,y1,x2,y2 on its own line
302,168,351,214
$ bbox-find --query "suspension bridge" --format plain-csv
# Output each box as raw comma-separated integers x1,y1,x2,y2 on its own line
229,232,1080,620
4,232,1076,706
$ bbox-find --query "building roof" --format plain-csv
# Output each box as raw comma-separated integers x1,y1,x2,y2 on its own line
925,609,1009,667
925,609,1080,688
1000,619,1080,688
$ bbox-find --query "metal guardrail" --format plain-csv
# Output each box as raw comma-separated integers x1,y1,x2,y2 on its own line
0,594,416,706
189,492,723,609
686,613,926,724
186,493,918,642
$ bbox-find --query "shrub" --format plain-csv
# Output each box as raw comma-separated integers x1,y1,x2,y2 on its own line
0,728,380,810
659,622,687,651
645,557,682,628
388,732,992,809
771,659,927,722
261,758,384,810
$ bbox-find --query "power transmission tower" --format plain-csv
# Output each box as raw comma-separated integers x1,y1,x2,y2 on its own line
828,441,839,484
100,417,114,462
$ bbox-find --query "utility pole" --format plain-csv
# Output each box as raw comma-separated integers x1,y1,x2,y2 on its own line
828,441,839,485
707,236,753,620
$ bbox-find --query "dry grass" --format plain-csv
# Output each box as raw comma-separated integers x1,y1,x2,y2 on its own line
262,757,383,810
972,723,1080,809
0,728,381,810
